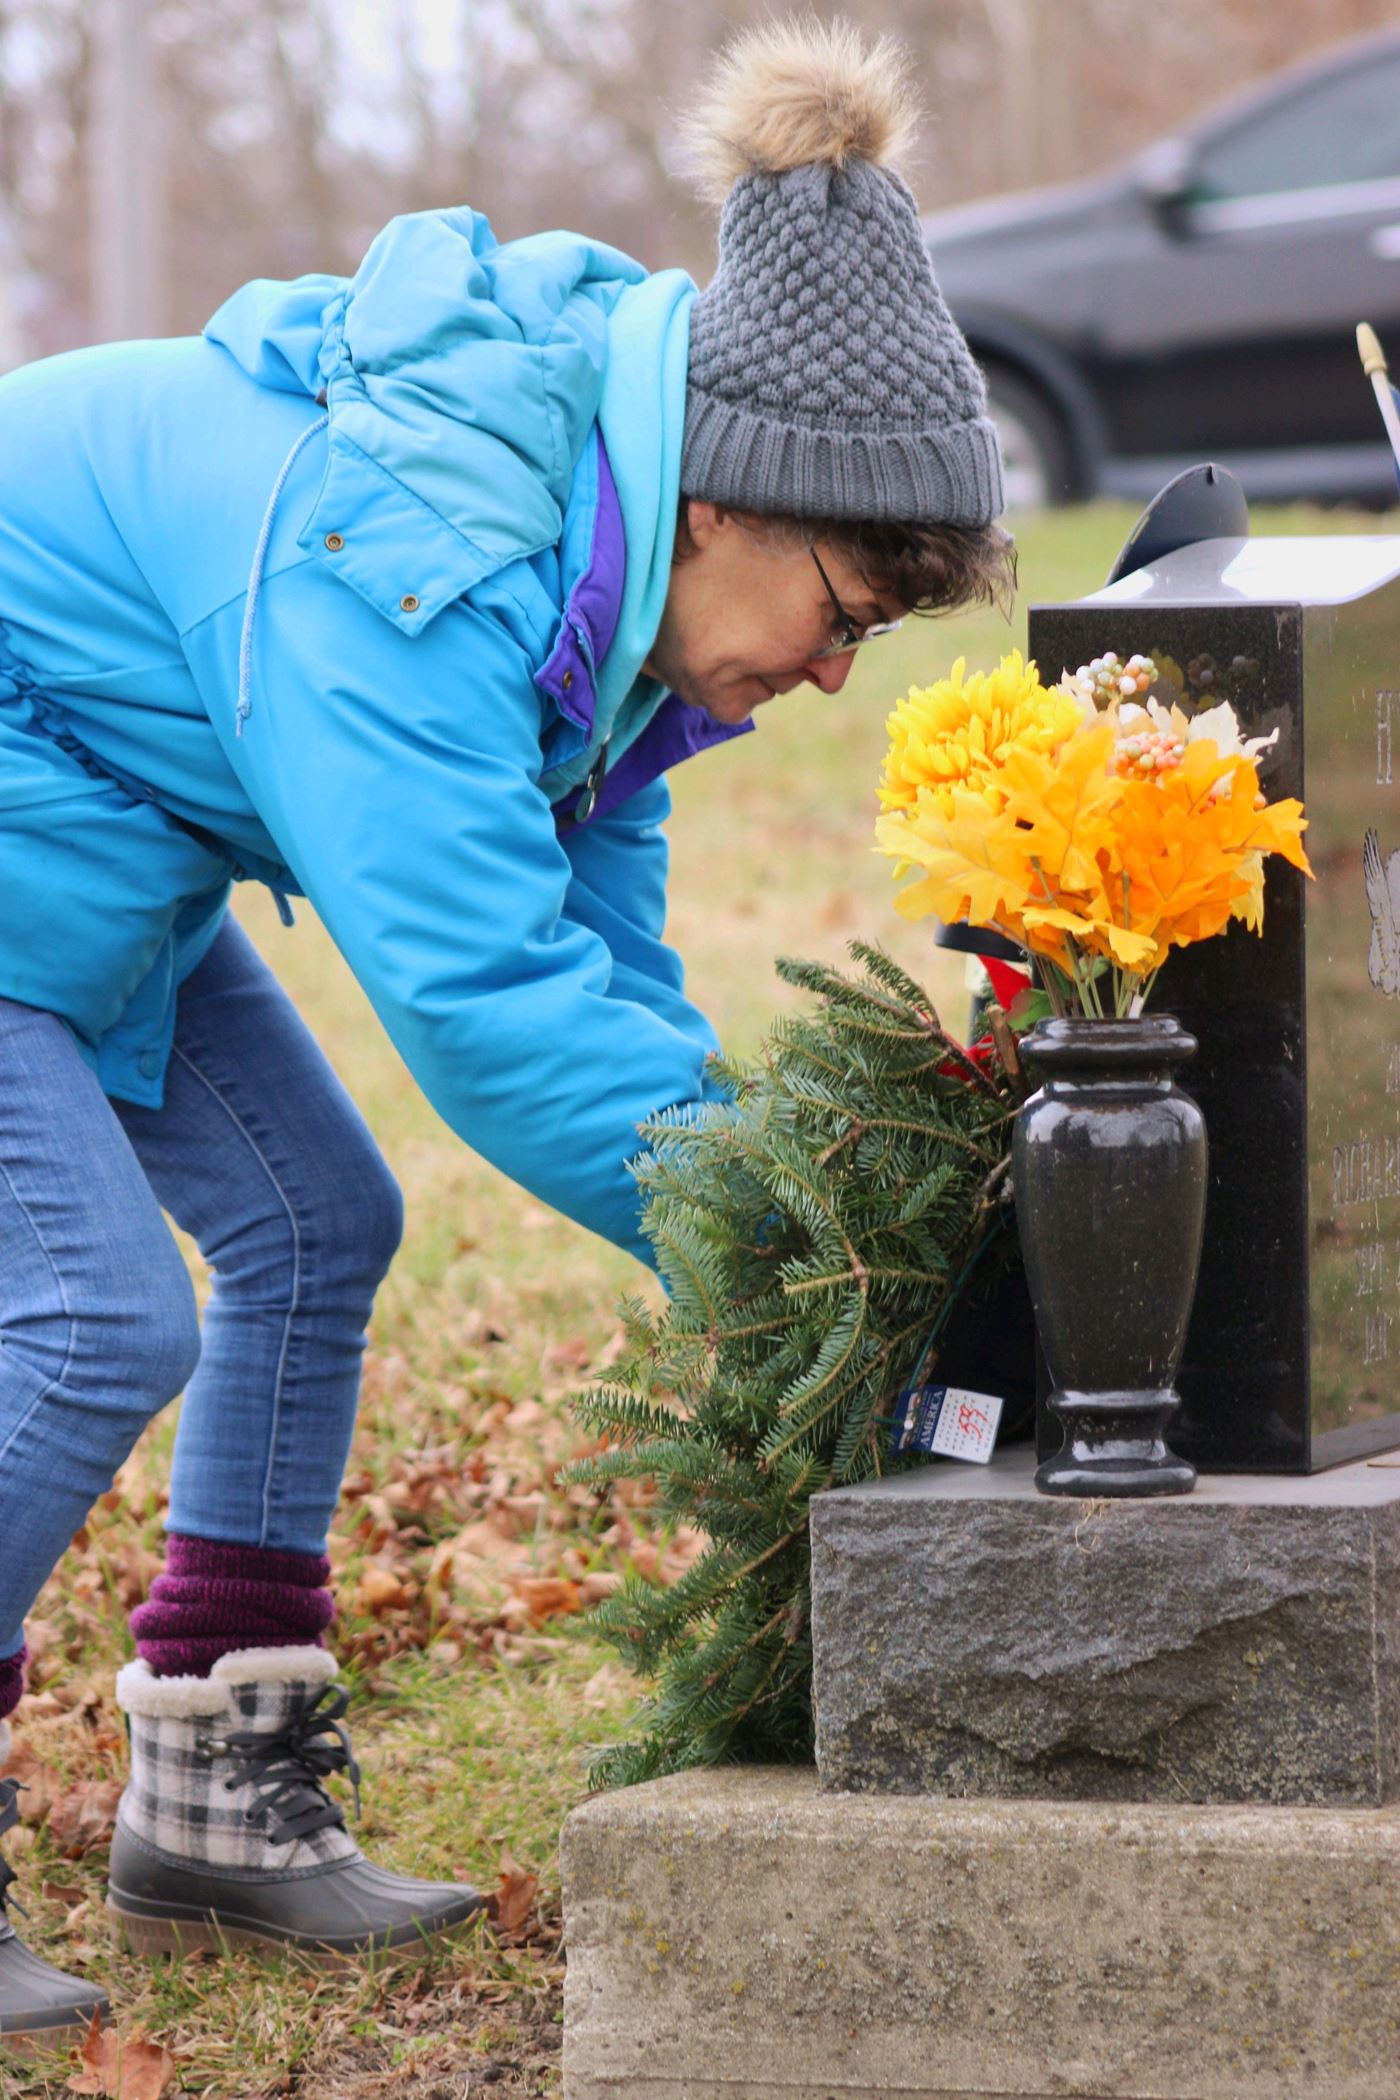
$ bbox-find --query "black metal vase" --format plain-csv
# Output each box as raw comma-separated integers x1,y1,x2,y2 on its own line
1014,1015,1207,1497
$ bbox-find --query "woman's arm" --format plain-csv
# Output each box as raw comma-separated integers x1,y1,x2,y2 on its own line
559,773,722,1056
209,561,716,1266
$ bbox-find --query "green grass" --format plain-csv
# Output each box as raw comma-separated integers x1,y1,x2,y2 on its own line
6,498,1392,2096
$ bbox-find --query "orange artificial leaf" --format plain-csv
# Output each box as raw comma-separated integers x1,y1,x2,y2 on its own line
878,788,1033,930
1020,904,1157,973
998,718,1124,890
1238,793,1312,874
1097,917,1163,970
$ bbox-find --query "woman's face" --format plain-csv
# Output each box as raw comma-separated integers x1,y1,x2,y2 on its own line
641,503,904,726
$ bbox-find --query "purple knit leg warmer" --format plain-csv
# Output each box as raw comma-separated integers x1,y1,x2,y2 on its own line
0,1643,26,1723
129,1534,335,1677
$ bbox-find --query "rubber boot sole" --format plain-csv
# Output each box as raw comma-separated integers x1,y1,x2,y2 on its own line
106,1891,484,1965
0,2010,104,2057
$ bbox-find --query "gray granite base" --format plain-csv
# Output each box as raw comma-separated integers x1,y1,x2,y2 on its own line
810,1448,1400,1805
561,1768,1400,2100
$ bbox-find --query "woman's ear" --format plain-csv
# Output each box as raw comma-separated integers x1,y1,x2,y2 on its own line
683,500,725,550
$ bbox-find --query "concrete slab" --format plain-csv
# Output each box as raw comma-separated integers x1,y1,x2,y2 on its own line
809,1448,1400,1805
561,1767,1400,2100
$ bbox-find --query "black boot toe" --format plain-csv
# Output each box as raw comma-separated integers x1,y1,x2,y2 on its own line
0,1927,111,2049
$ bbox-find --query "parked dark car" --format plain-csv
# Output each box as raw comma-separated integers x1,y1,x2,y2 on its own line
927,27,1400,507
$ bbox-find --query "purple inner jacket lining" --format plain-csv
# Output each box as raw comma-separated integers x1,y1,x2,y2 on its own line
549,431,752,831
536,432,628,735
573,436,625,674
571,698,752,831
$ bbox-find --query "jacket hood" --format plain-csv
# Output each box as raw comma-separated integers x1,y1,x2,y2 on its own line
205,207,654,636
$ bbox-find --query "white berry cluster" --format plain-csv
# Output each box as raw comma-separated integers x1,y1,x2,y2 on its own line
1063,650,1156,709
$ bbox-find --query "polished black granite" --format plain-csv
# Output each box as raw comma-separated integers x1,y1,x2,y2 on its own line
1029,535,1400,1471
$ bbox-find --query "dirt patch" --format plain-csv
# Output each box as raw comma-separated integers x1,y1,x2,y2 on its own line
288,1978,562,2098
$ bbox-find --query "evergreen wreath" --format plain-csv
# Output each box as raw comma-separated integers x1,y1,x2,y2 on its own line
566,942,1026,1787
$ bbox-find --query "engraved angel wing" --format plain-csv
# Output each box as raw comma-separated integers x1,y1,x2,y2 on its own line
1365,827,1400,997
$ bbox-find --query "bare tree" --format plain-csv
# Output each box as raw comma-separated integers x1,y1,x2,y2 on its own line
1,0,1396,355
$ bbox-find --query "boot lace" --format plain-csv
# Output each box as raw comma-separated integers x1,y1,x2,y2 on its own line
0,1777,29,1924
221,1683,363,1847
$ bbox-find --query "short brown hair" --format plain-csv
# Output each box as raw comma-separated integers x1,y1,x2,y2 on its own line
674,496,1016,622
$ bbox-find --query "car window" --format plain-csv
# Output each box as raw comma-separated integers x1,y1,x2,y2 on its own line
1193,55,1400,201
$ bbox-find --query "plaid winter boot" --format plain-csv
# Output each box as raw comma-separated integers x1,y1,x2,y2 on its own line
0,1723,111,2050
106,1649,481,1959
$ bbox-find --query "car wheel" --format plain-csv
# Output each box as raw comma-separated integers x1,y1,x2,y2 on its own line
982,365,1077,510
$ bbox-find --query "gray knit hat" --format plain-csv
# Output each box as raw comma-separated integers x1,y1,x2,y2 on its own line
679,19,1004,529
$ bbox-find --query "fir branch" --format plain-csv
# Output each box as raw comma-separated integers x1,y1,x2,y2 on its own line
567,942,1019,1784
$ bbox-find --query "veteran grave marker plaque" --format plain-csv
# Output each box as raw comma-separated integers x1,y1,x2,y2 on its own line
1030,535,1400,1470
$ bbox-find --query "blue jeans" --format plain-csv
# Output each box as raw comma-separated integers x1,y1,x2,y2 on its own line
0,916,403,1660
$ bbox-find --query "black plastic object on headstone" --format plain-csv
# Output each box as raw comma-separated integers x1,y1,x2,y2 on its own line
1104,463,1250,588
934,921,1023,961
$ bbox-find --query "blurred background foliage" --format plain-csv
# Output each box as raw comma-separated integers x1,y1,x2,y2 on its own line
0,0,1397,356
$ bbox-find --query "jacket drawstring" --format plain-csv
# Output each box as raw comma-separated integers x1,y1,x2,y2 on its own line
236,411,329,737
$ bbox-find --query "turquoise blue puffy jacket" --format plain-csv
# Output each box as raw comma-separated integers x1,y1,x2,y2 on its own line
0,208,750,1265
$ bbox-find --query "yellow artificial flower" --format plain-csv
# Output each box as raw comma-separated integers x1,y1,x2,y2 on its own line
878,651,1085,819
874,649,1312,1017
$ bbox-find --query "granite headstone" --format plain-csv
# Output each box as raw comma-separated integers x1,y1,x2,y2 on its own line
1030,535,1400,1470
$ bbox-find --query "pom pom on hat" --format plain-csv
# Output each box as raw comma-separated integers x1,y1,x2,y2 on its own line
678,13,921,207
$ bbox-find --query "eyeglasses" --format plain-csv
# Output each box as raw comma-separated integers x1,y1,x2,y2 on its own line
809,548,904,660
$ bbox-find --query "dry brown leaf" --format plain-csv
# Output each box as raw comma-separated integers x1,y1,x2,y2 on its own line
659,1525,708,1583
487,1847,538,1936
48,1777,123,1857
16,1691,65,1721
541,1336,592,1375
52,1678,106,1720
595,1323,628,1370
611,1473,658,1509
507,1576,582,1624
24,1621,56,1669
496,1491,546,1533
430,1514,517,1569
459,1308,509,1348
1,1739,66,1824
67,2010,179,2098
103,1540,162,1611
581,1662,632,1708
356,1565,413,1615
